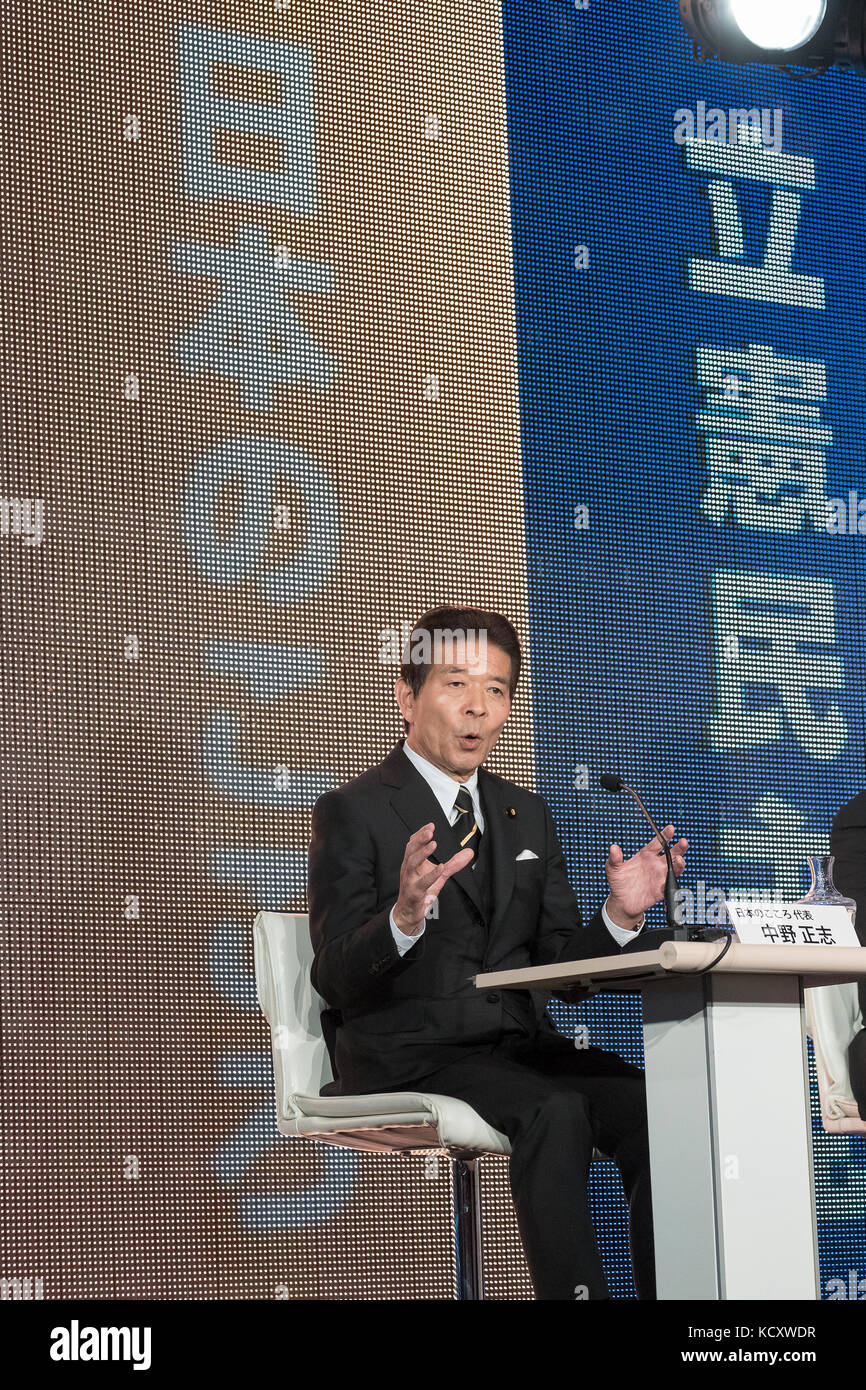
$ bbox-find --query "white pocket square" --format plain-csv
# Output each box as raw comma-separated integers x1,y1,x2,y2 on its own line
515,849,539,861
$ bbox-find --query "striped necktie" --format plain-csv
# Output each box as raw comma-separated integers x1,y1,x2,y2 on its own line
453,786,482,864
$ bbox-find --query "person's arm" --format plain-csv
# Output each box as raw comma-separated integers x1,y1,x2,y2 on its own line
308,789,424,1010
601,898,645,946
530,797,625,974
391,905,426,955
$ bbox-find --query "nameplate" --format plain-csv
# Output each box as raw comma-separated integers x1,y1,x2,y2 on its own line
725,900,860,948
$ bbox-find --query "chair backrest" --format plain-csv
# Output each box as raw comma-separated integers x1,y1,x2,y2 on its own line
804,981,866,1133
253,911,332,1116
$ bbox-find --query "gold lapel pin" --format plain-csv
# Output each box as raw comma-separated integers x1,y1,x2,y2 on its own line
505,806,516,817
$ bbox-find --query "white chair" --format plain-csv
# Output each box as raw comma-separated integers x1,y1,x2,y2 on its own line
253,910,513,1299
804,982,866,1135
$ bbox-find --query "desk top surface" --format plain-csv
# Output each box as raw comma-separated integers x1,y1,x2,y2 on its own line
475,940,866,993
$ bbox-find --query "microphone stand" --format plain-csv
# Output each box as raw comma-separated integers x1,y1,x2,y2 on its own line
600,774,689,942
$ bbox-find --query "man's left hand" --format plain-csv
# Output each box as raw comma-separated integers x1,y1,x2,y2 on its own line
605,824,688,929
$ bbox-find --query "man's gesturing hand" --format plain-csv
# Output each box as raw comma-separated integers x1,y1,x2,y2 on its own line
605,823,689,929
392,822,474,937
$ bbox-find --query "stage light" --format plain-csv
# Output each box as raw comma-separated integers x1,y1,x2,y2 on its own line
728,1,826,51
680,0,866,74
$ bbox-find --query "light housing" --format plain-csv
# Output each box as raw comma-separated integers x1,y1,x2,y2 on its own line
680,0,866,74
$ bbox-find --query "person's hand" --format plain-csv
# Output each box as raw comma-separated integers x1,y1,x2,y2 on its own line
605,824,688,928
392,823,474,936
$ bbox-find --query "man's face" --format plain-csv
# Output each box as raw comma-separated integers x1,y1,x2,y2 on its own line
395,641,513,781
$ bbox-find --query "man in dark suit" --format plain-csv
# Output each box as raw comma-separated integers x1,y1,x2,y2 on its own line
307,605,688,1300
830,792,866,1119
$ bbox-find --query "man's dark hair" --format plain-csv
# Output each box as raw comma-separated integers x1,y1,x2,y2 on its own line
398,605,522,732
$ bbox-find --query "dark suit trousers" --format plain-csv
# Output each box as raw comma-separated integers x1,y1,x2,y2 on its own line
850,1031,866,1119
390,1027,655,1300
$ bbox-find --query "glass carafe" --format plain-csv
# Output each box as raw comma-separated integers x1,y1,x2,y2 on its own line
797,855,857,928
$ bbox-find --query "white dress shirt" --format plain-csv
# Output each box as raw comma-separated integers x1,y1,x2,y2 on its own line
389,740,644,954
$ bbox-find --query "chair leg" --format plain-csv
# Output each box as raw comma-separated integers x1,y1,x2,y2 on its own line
451,1156,485,1300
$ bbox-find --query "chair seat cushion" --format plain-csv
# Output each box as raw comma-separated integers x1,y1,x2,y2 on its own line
291,1089,512,1154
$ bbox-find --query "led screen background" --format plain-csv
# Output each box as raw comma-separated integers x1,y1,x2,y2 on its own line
502,0,866,1289
0,0,863,1301
0,0,539,1300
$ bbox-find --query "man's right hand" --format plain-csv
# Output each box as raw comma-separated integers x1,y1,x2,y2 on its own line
392,822,474,936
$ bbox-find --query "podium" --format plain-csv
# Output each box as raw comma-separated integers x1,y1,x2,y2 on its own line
476,940,866,1300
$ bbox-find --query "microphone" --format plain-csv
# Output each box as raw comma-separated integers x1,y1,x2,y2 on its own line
600,772,688,941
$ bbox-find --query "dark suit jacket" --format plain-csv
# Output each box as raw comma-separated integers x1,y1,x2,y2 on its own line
830,791,866,1014
307,738,626,1096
